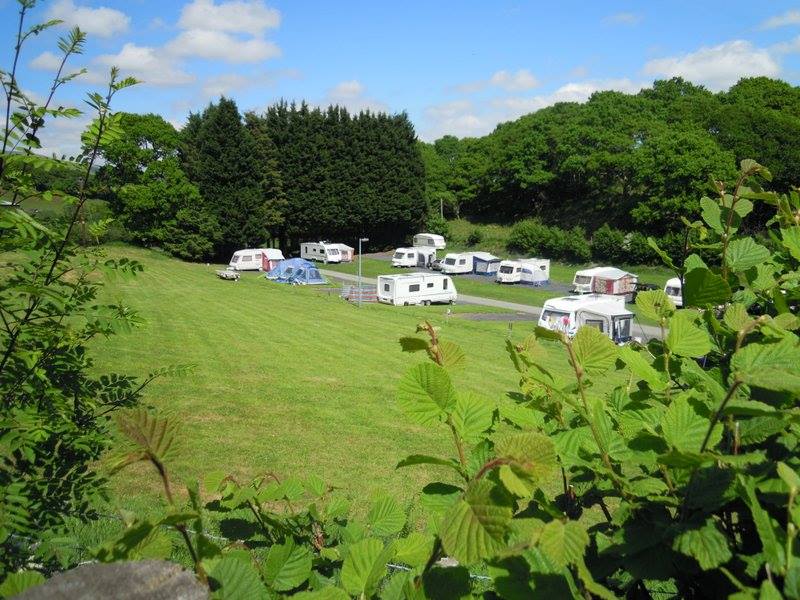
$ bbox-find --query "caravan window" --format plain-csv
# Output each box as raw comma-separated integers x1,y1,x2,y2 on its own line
443,278,448,290
383,283,390,292
584,319,605,332
458,259,466,265
407,253,415,258
393,252,404,259
614,317,632,340
665,285,681,296
444,258,455,265
499,265,513,274
427,282,434,288
231,255,239,263
574,275,591,284
328,249,339,255
241,255,252,262
409,284,420,292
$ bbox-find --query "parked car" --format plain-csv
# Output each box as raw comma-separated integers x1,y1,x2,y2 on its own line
431,258,443,271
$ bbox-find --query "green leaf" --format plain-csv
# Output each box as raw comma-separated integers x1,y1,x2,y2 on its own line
618,346,667,391
572,326,617,375
494,431,558,482
700,196,723,234
732,339,800,393
781,226,800,261
396,454,463,475
647,236,678,270
635,290,675,323
264,540,312,592
661,396,719,453
0,571,45,597
394,532,434,568
452,394,494,443
397,362,457,424
439,479,513,564
367,495,405,537
726,238,771,273
209,554,269,600
739,476,785,572
673,519,732,569
724,304,755,331
684,253,707,272
666,311,711,358
537,520,589,569
340,538,393,597
683,268,731,307
293,587,349,600
587,397,614,455
777,462,800,493
438,340,466,369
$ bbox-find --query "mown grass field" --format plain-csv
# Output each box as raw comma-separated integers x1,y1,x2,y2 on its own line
91,247,559,509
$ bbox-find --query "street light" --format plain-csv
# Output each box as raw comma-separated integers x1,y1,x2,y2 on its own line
358,237,369,308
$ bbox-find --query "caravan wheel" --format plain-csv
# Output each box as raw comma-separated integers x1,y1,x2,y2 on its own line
423,300,431,306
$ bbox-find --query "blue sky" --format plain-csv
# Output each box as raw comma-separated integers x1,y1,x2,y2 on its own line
4,0,800,155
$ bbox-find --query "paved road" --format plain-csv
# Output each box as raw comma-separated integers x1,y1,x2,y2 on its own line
320,269,661,340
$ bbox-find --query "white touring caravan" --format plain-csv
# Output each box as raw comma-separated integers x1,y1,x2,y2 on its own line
377,272,457,306
572,267,638,301
391,247,437,268
439,252,479,274
300,242,349,263
229,248,284,271
664,277,683,307
538,294,635,344
496,258,551,285
412,233,447,249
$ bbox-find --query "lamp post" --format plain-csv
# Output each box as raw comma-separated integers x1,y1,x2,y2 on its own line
358,237,369,308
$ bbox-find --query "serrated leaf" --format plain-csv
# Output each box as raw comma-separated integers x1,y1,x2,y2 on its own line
264,540,312,591
293,587,349,600
684,254,707,272
701,197,724,234
0,571,45,597
438,340,466,369
340,538,393,597
732,340,800,393
673,519,732,569
777,462,800,493
666,311,711,358
394,532,434,567
661,396,718,453
210,555,269,600
439,479,513,564
635,290,675,323
572,326,617,375
724,303,754,331
684,268,731,307
618,346,667,391
726,238,771,273
739,477,785,572
453,394,494,443
420,482,462,520
782,226,800,261
367,495,405,537
397,362,457,424
537,520,589,569
494,431,557,482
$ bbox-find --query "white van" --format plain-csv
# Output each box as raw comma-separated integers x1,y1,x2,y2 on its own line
496,258,550,284
229,248,284,271
538,294,635,344
391,247,437,268
301,242,345,263
377,273,457,306
412,233,446,249
664,277,683,307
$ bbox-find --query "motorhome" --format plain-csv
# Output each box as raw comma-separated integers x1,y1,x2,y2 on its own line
391,247,437,268
538,294,635,344
228,248,284,271
300,242,348,263
377,273,457,306
664,277,683,307
412,233,446,249
496,258,550,285
572,267,638,301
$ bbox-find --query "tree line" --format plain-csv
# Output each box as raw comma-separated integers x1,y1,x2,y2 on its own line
421,76,800,236
93,99,427,260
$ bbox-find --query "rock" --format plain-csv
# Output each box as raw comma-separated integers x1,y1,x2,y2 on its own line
17,560,208,600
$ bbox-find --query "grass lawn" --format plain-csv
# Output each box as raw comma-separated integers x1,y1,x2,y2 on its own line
93,246,611,514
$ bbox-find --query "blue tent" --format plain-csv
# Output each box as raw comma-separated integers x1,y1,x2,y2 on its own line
266,258,327,285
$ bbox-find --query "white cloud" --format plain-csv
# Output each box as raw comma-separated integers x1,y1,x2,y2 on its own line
30,51,63,71
760,10,800,30
46,0,129,38
93,43,195,87
422,78,647,140
178,0,280,35
603,12,642,26
35,114,91,158
643,40,780,91
324,80,388,113
455,68,539,94
166,29,280,63
489,69,539,92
